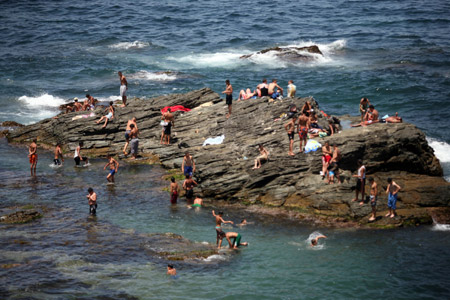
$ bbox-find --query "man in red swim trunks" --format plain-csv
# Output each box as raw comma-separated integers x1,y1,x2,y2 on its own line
170,177,179,204
296,112,309,153
321,141,332,180
28,138,38,176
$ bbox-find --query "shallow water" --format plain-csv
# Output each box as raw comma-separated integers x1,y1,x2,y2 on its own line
1,0,450,298
1,140,449,299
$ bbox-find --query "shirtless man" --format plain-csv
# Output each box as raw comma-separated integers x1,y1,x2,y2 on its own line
212,210,233,247
368,177,378,221
386,177,401,218
129,123,139,159
96,101,115,128
160,108,174,145
359,97,370,122
54,143,64,166
321,142,333,180
220,232,248,249
83,94,95,111
222,79,233,118
253,144,269,169
268,79,283,98
181,152,195,177
123,117,137,155
182,174,197,202
284,115,297,156
311,235,327,247
385,112,402,123
86,187,97,216
28,139,38,176
170,177,179,205
352,105,379,127
167,264,176,276
103,154,119,183
65,98,82,114
352,159,366,204
297,112,309,153
329,144,341,183
287,80,296,98
192,197,203,208
257,79,269,97
118,71,128,107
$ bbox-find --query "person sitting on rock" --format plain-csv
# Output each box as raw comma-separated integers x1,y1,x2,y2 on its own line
359,97,370,122
301,101,312,117
268,79,283,99
257,78,269,97
253,144,269,169
65,98,82,114
96,101,115,128
326,119,339,136
352,105,379,127
287,80,296,98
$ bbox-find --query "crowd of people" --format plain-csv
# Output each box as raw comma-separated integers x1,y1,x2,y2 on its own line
25,73,409,277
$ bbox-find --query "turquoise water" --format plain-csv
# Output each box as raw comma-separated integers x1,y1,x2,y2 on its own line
1,140,449,299
1,0,450,298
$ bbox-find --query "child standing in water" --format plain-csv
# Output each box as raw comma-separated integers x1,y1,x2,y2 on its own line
86,187,97,215
170,177,179,204
54,143,64,166
212,210,233,248
103,155,119,183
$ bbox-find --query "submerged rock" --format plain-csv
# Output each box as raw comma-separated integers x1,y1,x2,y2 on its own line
240,45,323,61
7,88,450,227
0,209,42,224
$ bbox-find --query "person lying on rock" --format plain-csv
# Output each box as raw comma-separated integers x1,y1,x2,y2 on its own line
96,101,115,128
238,88,257,100
253,144,269,169
384,112,402,123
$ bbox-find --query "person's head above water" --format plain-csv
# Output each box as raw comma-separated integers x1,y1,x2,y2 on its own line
218,211,224,216
88,187,93,194
311,239,318,246
262,78,267,83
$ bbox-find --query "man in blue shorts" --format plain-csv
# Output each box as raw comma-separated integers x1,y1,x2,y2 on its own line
385,177,401,218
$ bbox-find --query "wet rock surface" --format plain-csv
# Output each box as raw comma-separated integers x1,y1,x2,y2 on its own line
240,45,323,61
6,88,450,227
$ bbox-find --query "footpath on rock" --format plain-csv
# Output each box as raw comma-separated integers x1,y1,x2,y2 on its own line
5,88,450,228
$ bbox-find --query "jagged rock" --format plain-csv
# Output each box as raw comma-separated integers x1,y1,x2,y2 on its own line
240,45,323,61
0,210,42,224
6,88,450,227
1,121,24,127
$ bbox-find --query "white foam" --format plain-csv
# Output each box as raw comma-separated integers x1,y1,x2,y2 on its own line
18,94,66,108
427,138,450,163
432,223,450,231
109,41,150,50
203,254,227,262
128,70,177,81
168,52,244,69
96,95,122,102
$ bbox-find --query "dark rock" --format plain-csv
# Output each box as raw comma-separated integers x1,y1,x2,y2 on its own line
240,45,323,61
1,121,24,127
0,210,42,224
6,88,450,227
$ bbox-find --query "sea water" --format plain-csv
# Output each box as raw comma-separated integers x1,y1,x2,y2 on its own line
1,0,450,299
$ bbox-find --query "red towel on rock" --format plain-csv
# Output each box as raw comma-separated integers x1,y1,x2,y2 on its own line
161,105,191,113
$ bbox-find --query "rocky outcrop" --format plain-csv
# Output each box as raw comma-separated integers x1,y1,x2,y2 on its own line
0,209,42,224
240,45,323,61
6,88,450,227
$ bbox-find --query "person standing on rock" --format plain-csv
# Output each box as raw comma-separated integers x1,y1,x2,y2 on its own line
181,152,195,177
183,174,197,202
212,210,234,248
321,141,333,179
329,144,341,184
284,115,297,156
287,80,296,98
129,123,139,160
123,117,137,156
297,112,309,153
352,159,366,204
87,187,97,216
170,177,179,205
54,143,64,166
103,154,119,183
368,177,378,221
118,71,128,107
28,138,38,176
74,141,89,166
160,108,174,145
386,177,401,218
222,79,233,118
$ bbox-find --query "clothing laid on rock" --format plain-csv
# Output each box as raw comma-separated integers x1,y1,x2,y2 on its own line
203,135,225,146
161,105,191,114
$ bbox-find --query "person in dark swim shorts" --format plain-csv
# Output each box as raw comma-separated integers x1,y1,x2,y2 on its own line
222,79,233,118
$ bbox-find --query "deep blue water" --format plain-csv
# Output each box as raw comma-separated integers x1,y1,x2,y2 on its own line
1,1,450,299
